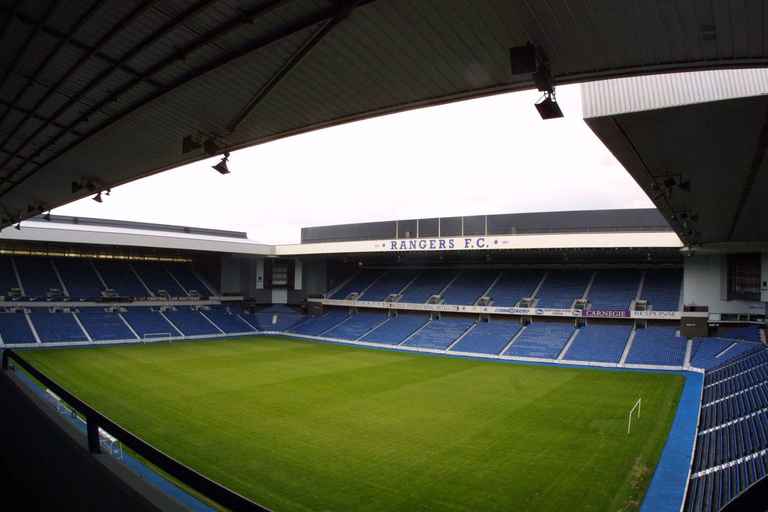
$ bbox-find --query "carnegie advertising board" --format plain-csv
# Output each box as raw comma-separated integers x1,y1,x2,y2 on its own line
319,299,681,319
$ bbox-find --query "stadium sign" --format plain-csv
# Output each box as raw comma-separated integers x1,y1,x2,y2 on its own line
583,310,631,318
375,236,512,252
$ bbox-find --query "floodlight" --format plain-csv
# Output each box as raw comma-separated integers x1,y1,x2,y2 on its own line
212,152,231,174
534,93,564,120
92,191,103,203
44,212,51,221
532,65,555,93
182,135,201,154
14,223,20,230
72,181,84,193
203,138,221,156
509,43,537,75
84,180,96,192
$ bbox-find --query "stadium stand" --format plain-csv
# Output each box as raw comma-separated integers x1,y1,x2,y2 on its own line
358,269,420,301
0,311,37,344
328,269,385,300
0,256,20,296
534,269,593,309
163,307,222,336
560,324,632,364
717,325,762,343
624,327,688,366
401,317,475,350
121,307,181,338
14,256,62,297
29,310,89,343
398,269,460,304
686,347,768,512
130,261,187,297
640,268,682,311
201,306,255,334
92,260,150,297
586,269,642,310
54,257,104,297
254,313,306,332
504,322,574,359
484,269,545,307
323,312,388,340
449,320,523,355
164,262,218,296
690,338,763,370
287,310,350,336
440,269,501,305
358,315,429,345
77,308,138,341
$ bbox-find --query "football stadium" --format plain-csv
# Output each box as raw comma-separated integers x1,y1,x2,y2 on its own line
1,2,767,512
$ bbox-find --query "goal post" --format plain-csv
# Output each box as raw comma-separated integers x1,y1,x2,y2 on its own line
628,398,642,435
143,332,172,344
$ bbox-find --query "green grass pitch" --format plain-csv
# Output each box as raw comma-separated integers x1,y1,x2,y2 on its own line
23,336,685,511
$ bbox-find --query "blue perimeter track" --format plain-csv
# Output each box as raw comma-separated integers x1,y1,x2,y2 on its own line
640,370,703,511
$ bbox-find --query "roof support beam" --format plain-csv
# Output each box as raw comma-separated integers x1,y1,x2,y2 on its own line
227,0,363,134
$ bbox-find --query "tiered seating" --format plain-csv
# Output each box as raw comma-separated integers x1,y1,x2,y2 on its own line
486,269,545,307
29,310,88,343
398,269,460,304
0,312,37,344
54,258,104,297
287,311,350,336
164,262,217,296
358,269,420,302
561,324,631,364
259,305,298,315
690,338,762,370
640,268,682,311
504,323,574,359
328,269,385,300
449,320,523,355
0,256,20,295
323,312,388,340
202,306,255,334
717,325,762,343
440,269,501,306
586,269,642,310
624,327,687,366
401,317,474,350
254,313,306,332
121,307,181,338
130,261,187,296
686,347,768,512
92,260,150,297
164,307,222,336
14,256,61,297
77,308,137,341
358,315,429,345
535,270,593,309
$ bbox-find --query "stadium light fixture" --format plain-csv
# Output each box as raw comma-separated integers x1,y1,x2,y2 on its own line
509,43,537,75
203,138,221,156
182,135,202,154
212,152,231,174
535,92,564,120
72,181,84,193
14,222,21,230
92,191,103,203
44,211,51,221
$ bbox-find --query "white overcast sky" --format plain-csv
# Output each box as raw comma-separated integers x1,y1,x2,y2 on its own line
55,83,654,244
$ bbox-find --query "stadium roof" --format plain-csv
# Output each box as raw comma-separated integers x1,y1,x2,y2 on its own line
584,69,768,251
1,1,766,247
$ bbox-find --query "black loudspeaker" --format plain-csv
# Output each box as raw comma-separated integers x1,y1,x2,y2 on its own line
509,44,537,75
